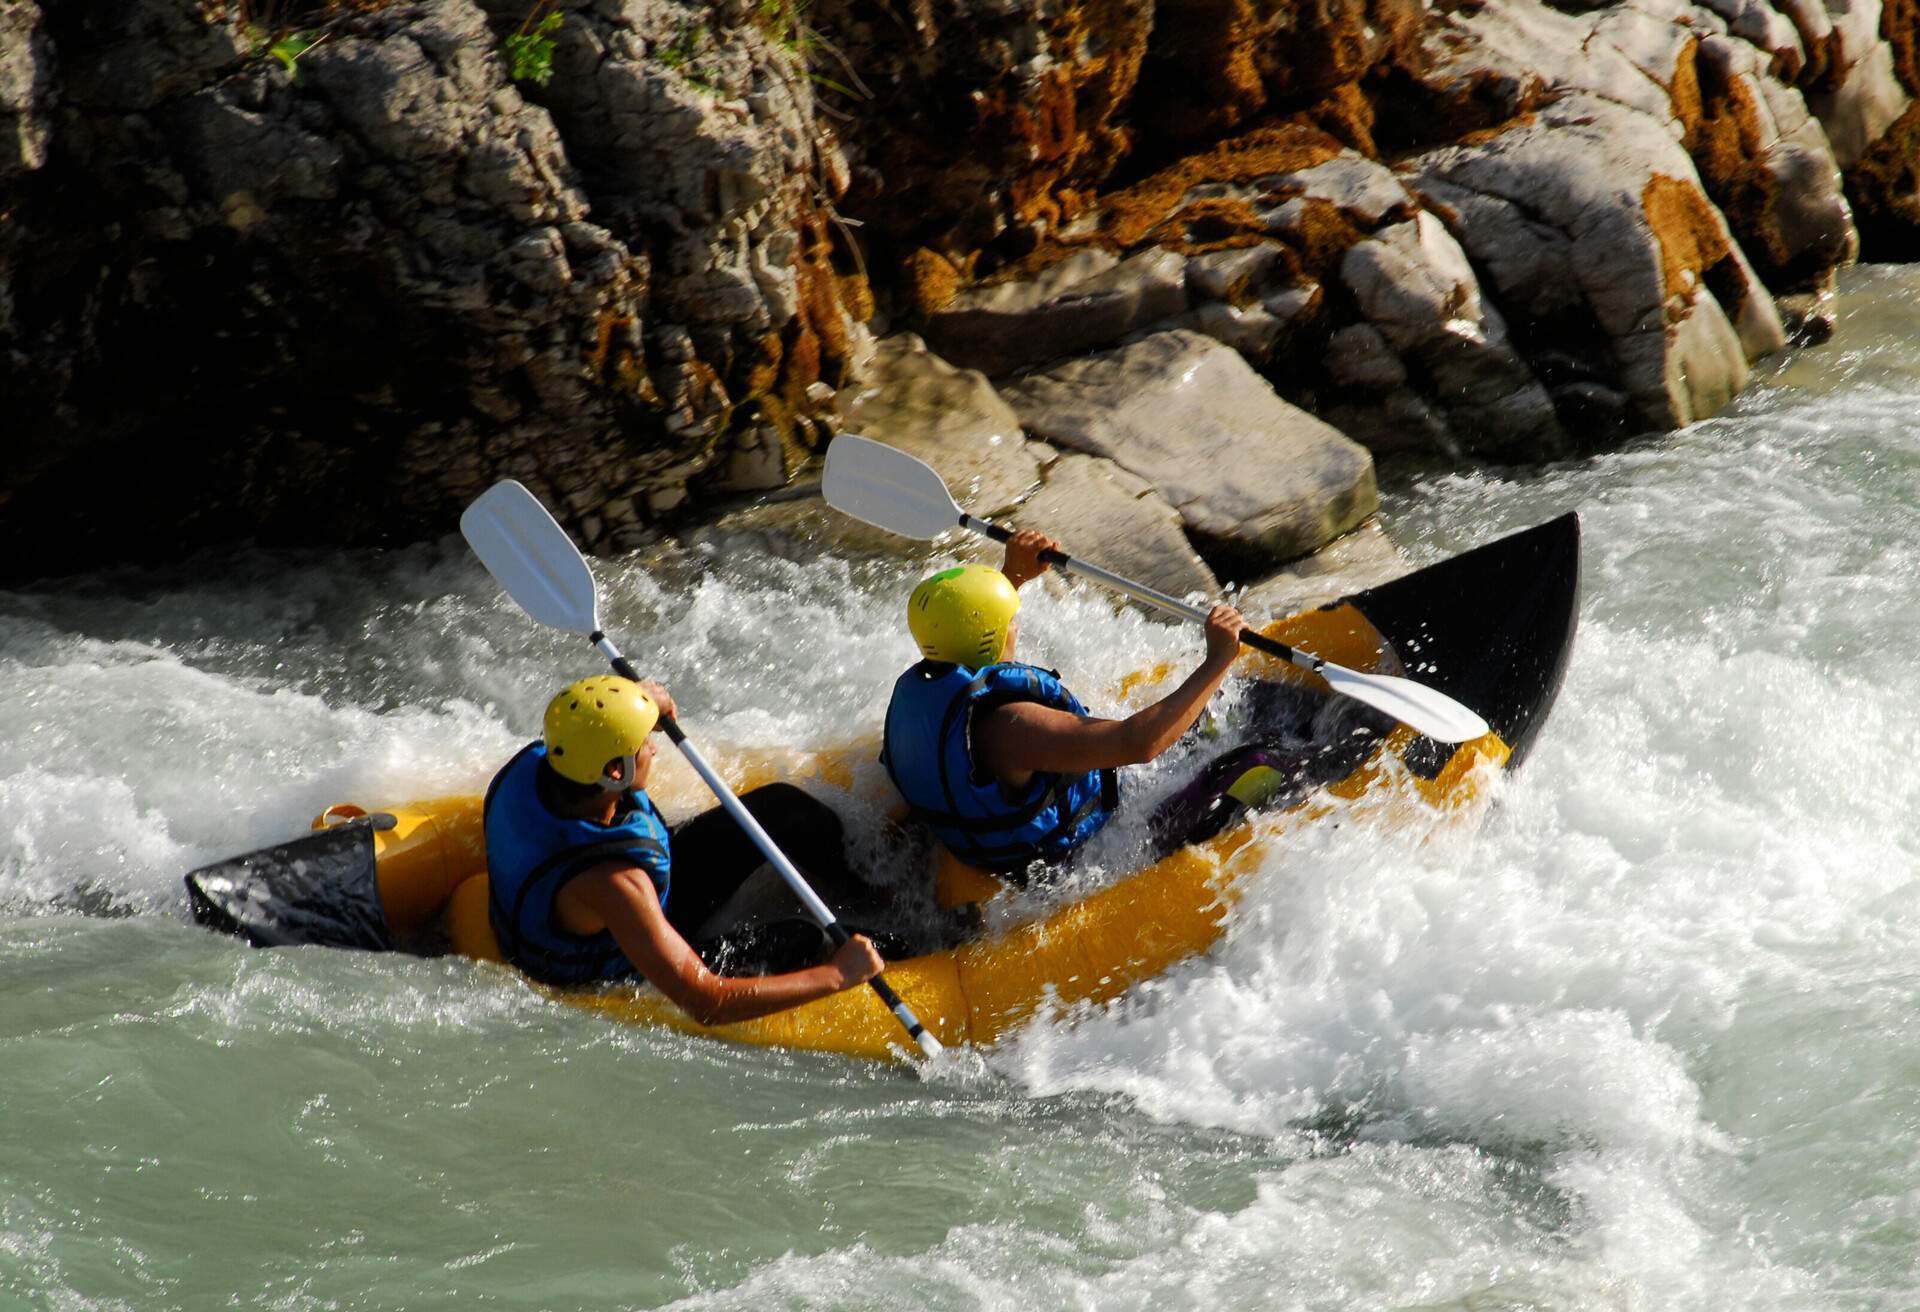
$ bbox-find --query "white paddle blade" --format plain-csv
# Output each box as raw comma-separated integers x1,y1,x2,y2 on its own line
1321,664,1491,744
461,481,602,635
823,434,965,541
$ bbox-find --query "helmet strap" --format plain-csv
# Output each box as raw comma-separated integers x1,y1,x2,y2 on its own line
599,752,638,795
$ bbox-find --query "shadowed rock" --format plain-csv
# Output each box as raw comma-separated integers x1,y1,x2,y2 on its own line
0,0,857,580
925,248,1189,378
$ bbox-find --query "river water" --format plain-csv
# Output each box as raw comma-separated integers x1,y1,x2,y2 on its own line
4,266,1920,1310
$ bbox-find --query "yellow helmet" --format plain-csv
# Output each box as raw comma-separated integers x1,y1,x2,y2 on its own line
543,676,660,789
908,564,1020,666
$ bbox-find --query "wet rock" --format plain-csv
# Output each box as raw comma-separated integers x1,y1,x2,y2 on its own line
1007,448,1220,600
1001,330,1378,569
1775,277,1839,344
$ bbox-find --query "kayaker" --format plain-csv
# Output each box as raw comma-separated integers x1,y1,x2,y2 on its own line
483,674,886,1025
882,530,1247,882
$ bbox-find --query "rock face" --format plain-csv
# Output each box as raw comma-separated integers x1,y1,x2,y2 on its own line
844,0,1915,458
2,0,1919,582
0,0,859,579
1415,95,1787,441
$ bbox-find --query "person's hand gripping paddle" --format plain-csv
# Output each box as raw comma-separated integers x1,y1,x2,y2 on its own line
461,479,945,1061
822,433,1490,744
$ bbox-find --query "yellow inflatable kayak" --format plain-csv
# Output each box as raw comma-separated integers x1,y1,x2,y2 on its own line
186,515,1580,1062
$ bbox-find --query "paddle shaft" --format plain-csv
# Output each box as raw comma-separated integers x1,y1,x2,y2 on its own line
820,432,1487,742
963,516,1327,677
587,632,939,1054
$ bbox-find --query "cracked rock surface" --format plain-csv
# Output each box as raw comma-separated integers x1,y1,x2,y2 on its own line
1,0,855,580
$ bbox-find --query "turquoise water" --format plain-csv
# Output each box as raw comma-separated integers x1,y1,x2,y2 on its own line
5,267,1920,1309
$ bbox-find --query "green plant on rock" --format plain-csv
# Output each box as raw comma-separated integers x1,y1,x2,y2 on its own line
506,7,564,86
236,0,335,81
657,23,706,71
655,23,723,95
265,29,321,76
753,0,866,102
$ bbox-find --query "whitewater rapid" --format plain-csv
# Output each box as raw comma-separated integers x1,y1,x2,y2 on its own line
4,266,1920,1310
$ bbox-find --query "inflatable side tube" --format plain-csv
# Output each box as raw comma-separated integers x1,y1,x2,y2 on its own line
184,816,396,952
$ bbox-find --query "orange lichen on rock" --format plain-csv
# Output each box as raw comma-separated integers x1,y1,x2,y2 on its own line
1670,39,1803,283
1093,123,1344,247
1884,0,1920,94
780,204,853,413
1668,35,1706,132
1642,173,1740,319
1453,110,1537,150
838,269,875,325
1833,0,1920,258
971,0,1152,234
1289,82,1382,157
1162,196,1275,251
586,307,623,379
586,309,662,407
1283,196,1375,273
1134,0,1273,140
1137,0,1423,145
905,247,966,318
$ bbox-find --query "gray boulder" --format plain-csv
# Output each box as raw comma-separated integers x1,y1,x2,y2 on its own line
1002,330,1378,567
1803,0,1912,170
1008,449,1220,600
1336,209,1568,458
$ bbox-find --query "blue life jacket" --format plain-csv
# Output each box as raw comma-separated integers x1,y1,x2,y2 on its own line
881,661,1118,877
482,741,672,987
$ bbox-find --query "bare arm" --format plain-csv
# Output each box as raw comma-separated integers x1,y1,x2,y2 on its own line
975,604,1248,776
552,863,882,1026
